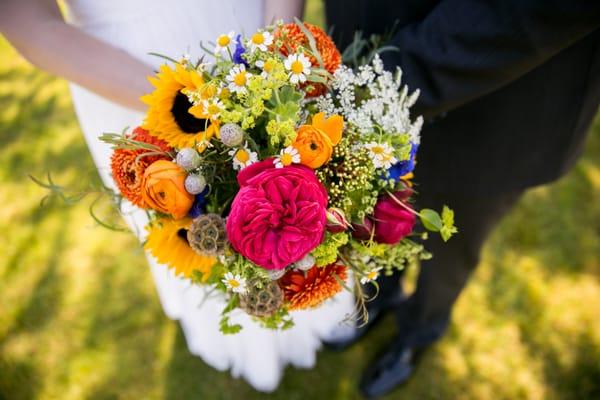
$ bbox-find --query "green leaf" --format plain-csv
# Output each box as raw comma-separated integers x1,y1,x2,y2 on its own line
219,315,242,335
420,208,443,232
266,86,302,122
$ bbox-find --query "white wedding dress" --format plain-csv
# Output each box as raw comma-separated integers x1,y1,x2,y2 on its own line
63,0,354,392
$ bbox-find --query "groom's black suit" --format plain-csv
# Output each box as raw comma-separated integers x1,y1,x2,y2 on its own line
326,0,600,347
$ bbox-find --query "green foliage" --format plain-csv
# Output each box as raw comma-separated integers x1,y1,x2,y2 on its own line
219,295,243,335
311,232,349,266
349,238,430,276
419,206,457,242
256,308,294,331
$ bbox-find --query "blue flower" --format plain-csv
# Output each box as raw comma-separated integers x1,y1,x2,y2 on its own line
188,188,209,218
388,143,419,181
233,34,248,67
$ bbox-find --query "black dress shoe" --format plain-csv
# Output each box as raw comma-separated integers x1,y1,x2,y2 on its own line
324,292,404,351
359,339,425,398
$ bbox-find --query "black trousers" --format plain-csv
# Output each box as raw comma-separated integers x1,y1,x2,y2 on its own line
375,189,524,347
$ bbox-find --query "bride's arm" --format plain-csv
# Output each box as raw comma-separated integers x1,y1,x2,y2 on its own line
264,0,305,24
0,0,153,111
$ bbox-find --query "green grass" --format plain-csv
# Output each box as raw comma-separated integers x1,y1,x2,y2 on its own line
1,3,599,399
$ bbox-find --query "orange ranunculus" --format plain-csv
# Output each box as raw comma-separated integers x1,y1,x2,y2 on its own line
142,160,194,219
292,112,344,169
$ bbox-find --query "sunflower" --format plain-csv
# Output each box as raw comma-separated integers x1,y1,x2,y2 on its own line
279,263,347,310
145,217,216,280
141,63,219,150
275,22,341,96
110,127,171,207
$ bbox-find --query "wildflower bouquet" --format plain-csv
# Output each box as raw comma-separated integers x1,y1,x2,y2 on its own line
103,20,456,333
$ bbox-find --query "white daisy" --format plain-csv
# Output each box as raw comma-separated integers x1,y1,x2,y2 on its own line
222,272,247,294
360,267,383,284
284,53,311,84
273,146,301,168
228,143,258,170
226,64,251,94
202,98,225,118
365,142,398,169
255,59,278,79
247,30,273,53
214,31,235,54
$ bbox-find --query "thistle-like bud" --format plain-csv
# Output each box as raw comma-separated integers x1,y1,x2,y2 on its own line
326,207,350,233
219,123,245,147
294,254,315,271
184,174,207,195
238,280,284,317
187,213,227,256
268,268,287,280
176,147,201,171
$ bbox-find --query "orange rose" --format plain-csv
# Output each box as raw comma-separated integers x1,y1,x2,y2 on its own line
142,160,194,219
292,112,343,169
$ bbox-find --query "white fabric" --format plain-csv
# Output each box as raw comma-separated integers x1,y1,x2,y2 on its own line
64,0,355,392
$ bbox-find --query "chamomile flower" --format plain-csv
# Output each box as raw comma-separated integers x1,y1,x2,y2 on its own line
284,53,311,84
273,146,301,168
365,142,398,169
247,30,273,53
360,267,383,284
255,58,279,78
226,64,251,94
203,98,225,118
222,272,247,294
228,143,258,170
214,31,235,54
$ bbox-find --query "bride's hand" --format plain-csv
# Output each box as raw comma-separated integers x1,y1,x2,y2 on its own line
0,0,153,112
264,0,305,24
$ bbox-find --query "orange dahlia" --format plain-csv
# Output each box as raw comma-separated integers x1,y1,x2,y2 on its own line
279,263,347,310
110,127,171,207
275,22,341,96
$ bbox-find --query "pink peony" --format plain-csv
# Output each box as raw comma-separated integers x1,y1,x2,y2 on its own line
373,190,416,244
227,159,328,270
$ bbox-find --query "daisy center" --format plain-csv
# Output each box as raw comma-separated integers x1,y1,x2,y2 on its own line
252,33,265,45
207,103,221,115
280,153,293,166
217,35,231,47
371,146,385,155
228,279,240,288
367,271,378,280
291,60,305,74
235,149,250,163
234,72,247,86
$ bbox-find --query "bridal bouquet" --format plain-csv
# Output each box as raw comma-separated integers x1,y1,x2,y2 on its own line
103,21,456,332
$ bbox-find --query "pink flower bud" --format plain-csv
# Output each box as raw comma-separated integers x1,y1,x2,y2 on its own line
351,218,375,241
326,207,350,233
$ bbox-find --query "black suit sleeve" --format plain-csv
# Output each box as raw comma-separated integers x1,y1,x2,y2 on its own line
381,0,600,118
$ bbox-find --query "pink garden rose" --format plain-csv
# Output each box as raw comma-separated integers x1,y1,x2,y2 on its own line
373,190,416,244
227,159,328,270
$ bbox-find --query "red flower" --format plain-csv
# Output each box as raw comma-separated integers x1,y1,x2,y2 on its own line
372,190,416,244
279,264,347,310
227,159,328,270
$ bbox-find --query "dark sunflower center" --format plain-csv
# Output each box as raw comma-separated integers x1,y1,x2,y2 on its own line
177,228,190,245
171,92,211,134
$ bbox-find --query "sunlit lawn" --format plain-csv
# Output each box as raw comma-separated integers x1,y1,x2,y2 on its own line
1,3,599,399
